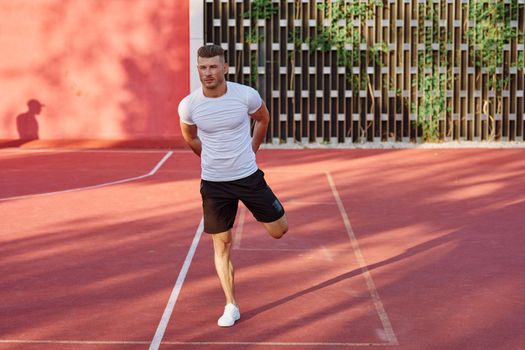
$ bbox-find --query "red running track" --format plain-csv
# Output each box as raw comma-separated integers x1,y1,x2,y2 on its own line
0,148,524,349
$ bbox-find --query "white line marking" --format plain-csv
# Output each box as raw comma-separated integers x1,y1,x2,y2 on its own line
0,340,149,345
162,341,394,346
0,151,173,202
233,205,246,249
325,171,399,346
0,339,393,346
0,149,191,154
149,218,204,350
237,247,354,252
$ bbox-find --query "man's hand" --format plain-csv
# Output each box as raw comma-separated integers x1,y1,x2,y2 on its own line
180,121,202,157
250,101,270,153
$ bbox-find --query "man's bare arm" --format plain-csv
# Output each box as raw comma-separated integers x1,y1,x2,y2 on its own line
250,101,270,153
180,121,202,157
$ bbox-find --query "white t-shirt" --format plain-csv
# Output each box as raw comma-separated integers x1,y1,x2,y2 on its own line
178,81,262,181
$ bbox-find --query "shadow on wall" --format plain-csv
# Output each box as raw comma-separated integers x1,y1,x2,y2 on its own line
0,99,45,147
17,99,44,140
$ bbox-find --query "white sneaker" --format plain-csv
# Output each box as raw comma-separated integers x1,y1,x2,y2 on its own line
217,303,240,327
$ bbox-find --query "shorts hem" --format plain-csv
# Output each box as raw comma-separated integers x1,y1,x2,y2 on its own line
254,210,285,224
204,226,234,234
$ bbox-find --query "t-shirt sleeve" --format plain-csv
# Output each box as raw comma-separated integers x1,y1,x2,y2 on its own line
246,86,263,114
178,96,195,125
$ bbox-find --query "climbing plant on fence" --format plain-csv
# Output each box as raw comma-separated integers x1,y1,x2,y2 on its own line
205,0,525,144
466,0,524,140
242,0,278,88
413,1,451,142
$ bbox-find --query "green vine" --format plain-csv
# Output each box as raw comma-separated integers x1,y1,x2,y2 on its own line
243,0,278,21
307,0,386,92
415,74,448,142
412,2,451,142
288,1,304,91
465,0,523,139
243,0,278,88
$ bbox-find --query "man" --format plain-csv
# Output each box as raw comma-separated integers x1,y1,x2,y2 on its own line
178,44,288,327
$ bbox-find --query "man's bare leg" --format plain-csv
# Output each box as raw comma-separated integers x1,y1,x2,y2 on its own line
211,230,240,327
211,230,236,304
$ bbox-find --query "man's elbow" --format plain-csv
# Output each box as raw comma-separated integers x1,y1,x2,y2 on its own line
181,133,192,144
258,114,270,125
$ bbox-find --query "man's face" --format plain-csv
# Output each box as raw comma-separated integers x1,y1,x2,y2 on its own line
197,55,227,89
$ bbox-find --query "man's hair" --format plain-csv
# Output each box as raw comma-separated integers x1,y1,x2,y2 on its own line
197,44,225,62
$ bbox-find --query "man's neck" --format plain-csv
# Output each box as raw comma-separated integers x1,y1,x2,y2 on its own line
203,82,227,98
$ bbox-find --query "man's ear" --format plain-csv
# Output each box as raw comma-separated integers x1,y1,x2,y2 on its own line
223,62,229,75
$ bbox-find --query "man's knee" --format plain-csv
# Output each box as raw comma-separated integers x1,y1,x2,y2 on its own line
270,226,288,239
212,231,233,255
265,216,288,239
214,241,231,255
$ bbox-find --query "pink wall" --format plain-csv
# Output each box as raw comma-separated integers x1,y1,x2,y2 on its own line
0,0,189,147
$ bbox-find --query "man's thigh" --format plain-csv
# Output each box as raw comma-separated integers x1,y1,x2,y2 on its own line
201,180,239,234
239,170,285,224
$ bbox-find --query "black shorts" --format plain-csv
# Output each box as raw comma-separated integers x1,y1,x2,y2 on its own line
200,169,285,234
